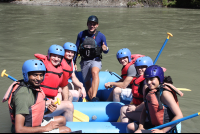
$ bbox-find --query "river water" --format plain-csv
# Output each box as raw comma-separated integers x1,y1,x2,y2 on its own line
0,3,200,133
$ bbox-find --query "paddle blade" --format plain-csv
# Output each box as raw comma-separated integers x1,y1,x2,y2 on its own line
73,110,89,122
177,88,191,91
82,98,88,102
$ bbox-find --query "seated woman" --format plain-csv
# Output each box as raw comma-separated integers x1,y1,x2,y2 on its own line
120,56,153,123
127,65,183,133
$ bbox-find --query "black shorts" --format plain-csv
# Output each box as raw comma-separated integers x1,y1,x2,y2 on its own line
133,121,155,133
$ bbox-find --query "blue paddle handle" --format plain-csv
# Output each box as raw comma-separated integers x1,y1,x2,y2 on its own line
8,75,18,81
149,112,199,130
153,38,169,65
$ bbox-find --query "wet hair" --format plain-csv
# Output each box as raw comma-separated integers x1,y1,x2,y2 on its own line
164,76,173,84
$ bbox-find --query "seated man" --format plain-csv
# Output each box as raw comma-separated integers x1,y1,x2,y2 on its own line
60,42,86,102
105,48,140,102
34,44,74,121
2,59,71,133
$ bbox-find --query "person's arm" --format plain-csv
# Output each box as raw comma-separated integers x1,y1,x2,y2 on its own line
15,114,59,133
71,72,86,98
109,76,134,89
101,34,109,54
152,90,183,133
62,85,69,101
164,83,184,97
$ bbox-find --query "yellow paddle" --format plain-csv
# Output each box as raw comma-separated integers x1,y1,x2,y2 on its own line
177,88,191,91
1,69,17,81
54,98,61,105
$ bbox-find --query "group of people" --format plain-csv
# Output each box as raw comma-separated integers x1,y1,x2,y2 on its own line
3,15,184,133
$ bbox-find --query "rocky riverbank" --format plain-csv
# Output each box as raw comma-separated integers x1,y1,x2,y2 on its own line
10,0,163,8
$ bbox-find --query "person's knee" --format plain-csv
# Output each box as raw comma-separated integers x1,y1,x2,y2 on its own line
59,116,66,126
91,68,99,78
126,123,136,133
54,116,66,126
120,105,127,114
113,87,122,95
63,101,74,111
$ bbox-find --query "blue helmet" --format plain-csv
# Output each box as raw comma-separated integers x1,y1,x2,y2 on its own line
22,59,46,82
116,48,131,62
135,56,153,67
144,65,164,84
47,44,65,60
63,42,77,53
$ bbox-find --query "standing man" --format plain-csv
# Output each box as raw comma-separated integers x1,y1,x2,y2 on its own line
74,15,109,101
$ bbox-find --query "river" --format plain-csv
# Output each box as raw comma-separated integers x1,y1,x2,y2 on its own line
0,3,200,133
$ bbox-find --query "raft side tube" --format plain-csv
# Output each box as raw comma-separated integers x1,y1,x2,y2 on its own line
72,102,124,122
66,122,129,133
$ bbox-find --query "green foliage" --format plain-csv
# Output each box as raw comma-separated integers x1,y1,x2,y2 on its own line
127,1,137,7
162,0,176,7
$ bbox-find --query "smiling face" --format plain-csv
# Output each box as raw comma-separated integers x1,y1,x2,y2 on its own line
64,50,75,60
28,71,45,87
119,57,129,66
145,77,160,90
50,53,62,66
136,65,147,76
87,21,99,34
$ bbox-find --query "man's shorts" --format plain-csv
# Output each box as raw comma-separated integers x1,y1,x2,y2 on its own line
41,117,59,133
80,59,102,82
120,88,133,102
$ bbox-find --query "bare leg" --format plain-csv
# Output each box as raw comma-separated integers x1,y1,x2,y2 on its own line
68,91,73,102
113,87,122,102
69,90,80,102
87,67,100,100
120,105,142,123
85,80,91,99
106,89,114,101
126,122,137,133
45,100,74,122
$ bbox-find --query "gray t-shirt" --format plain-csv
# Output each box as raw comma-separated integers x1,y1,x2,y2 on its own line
127,64,137,77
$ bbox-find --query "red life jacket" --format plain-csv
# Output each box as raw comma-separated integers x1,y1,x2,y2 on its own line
35,54,63,98
131,75,145,106
60,59,74,87
2,80,46,127
121,54,145,84
145,85,179,126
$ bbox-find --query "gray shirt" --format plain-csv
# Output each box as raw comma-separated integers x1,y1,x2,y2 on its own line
127,64,137,77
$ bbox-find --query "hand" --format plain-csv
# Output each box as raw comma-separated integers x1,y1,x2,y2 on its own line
74,64,77,71
151,129,164,133
45,121,59,132
102,42,107,51
47,101,57,113
80,86,87,98
104,82,111,89
46,99,53,106
127,105,136,112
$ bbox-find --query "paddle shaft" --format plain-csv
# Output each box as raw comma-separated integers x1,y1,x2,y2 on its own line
153,38,168,65
7,75,17,81
153,33,173,65
149,112,200,130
